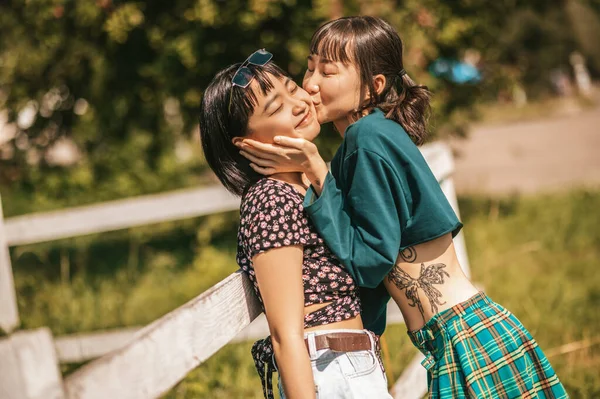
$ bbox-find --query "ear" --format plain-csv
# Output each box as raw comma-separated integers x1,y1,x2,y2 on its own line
231,137,243,146
372,74,387,96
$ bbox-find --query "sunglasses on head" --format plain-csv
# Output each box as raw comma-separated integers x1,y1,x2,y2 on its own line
228,49,273,113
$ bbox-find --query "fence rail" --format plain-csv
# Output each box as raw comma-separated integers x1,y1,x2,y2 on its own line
4,186,239,247
64,271,261,399
0,142,467,399
3,143,452,247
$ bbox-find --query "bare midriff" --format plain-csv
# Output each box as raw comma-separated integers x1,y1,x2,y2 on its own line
383,233,479,332
303,302,364,332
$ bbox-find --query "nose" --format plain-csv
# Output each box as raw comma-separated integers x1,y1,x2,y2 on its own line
291,87,311,115
303,74,320,95
292,99,307,116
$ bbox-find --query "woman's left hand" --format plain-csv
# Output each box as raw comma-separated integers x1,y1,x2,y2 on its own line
236,136,322,176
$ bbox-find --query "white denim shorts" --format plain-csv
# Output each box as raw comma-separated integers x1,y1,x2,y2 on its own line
277,329,392,399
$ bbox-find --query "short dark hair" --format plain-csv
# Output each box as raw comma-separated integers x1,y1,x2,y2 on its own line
199,62,287,196
310,16,431,145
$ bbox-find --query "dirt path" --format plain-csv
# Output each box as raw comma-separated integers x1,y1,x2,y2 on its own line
449,102,600,195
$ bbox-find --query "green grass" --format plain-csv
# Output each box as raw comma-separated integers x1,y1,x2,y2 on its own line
11,189,600,398
459,191,600,398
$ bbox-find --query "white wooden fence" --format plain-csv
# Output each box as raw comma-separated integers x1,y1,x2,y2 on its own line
0,142,470,399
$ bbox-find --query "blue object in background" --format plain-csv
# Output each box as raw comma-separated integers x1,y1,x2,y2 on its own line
429,58,482,84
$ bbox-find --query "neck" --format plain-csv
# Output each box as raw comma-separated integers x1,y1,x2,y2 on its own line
334,118,352,137
270,172,307,188
333,108,374,137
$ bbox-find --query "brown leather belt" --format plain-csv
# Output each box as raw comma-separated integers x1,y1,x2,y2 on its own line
304,332,372,353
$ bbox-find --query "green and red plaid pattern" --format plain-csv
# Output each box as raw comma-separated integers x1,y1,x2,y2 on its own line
408,292,568,399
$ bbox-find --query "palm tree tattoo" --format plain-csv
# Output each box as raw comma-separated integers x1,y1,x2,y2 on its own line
387,263,450,322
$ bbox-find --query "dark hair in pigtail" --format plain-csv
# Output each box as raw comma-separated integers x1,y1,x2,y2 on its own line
309,16,431,145
379,72,431,146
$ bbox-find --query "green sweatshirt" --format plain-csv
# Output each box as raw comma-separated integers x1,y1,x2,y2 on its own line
304,108,462,335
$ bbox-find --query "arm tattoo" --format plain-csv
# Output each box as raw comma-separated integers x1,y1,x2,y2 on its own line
387,263,450,322
399,246,417,262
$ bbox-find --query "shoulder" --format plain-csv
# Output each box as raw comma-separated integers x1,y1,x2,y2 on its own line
241,178,303,219
344,109,409,149
343,108,424,167
239,179,319,255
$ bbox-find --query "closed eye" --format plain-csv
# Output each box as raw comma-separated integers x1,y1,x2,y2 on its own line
286,80,299,93
270,104,283,116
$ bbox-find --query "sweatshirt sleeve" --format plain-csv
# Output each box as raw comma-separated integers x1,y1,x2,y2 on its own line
303,148,408,289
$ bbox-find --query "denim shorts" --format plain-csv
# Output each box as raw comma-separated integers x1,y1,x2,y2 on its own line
277,329,392,399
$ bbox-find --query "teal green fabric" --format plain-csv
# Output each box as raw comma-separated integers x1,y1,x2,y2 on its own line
303,108,462,335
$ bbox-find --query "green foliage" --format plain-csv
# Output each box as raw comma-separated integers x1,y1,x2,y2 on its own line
460,190,600,399
2,0,598,214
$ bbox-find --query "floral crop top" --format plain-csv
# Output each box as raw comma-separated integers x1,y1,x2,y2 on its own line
236,177,361,398
236,177,361,316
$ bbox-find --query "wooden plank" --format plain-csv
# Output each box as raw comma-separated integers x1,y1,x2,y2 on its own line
440,177,471,277
4,186,240,247
421,142,454,182
54,317,272,364
55,327,140,364
63,271,262,399
0,193,19,333
53,301,410,363
0,328,65,399
229,313,268,343
386,300,406,325
390,352,428,399
3,143,451,247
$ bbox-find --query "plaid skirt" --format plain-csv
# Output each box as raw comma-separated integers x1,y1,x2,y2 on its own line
408,292,568,399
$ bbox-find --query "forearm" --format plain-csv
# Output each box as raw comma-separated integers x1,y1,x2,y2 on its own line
272,335,315,399
305,183,397,288
303,151,405,288
303,155,329,196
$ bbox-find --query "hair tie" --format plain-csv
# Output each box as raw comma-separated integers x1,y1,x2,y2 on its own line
397,68,407,78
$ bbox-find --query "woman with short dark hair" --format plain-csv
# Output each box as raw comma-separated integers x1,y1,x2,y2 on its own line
199,50,391,399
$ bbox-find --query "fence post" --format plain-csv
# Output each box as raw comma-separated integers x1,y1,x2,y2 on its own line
0,193,19,333
0,327,65,399
390,353,428,399
439,176,471,278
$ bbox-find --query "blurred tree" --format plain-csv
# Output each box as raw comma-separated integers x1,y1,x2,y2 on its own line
0,0,597,215
0,0,325,214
